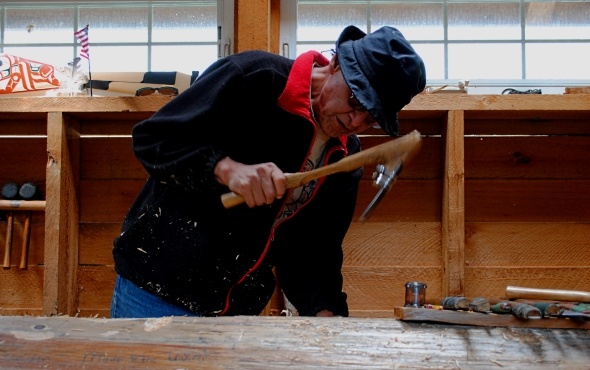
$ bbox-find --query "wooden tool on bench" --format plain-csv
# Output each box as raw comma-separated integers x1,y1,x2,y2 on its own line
490,301,543,319
506,286,590,303
2,182,19,269
18,182,40,270
512,299,590,314
221,130,422,221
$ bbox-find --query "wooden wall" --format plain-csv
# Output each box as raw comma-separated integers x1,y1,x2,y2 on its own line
0,114,47,316
345,96,590,317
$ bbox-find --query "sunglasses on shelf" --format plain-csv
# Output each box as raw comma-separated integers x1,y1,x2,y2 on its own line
135,86,179,97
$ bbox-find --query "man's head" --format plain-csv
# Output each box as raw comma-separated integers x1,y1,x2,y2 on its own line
336,25,426,136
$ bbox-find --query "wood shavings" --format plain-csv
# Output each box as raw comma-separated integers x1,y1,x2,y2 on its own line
100,330,120,337
144,316,173,332
10,330,54,341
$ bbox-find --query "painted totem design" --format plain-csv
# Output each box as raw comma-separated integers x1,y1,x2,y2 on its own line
0,54,60,94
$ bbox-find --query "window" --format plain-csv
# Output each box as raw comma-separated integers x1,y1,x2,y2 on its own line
280,0,590,90
0,1,233,75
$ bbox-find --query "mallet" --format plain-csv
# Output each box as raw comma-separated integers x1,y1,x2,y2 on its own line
2,182,19,269
18,182,40,270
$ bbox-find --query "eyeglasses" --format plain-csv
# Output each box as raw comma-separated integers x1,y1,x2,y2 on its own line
348,93,367,112
135,86,179,97
348,92,379,128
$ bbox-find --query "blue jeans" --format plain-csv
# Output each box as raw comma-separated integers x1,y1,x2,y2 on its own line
110,275,201,318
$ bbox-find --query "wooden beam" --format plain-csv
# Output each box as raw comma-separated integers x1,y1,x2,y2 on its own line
0,96,169,113
270,0,281,54
1,315,589,368
235,0,271,52
1,95,589,115
442,110,465,296
44,112,80,316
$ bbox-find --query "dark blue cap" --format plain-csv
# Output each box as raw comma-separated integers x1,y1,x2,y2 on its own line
337,25,426,136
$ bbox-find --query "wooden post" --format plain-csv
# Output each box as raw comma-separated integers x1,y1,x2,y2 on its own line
235,0,271,52
44,112,80,316
441,110,465,297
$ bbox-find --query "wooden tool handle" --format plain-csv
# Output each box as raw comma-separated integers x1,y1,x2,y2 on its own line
19,212,32,270
3,211,13,269
506,286,590,303
0,200,46,211
221,130,422,208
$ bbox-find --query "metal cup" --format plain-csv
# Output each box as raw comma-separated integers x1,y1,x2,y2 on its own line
405,282,427,307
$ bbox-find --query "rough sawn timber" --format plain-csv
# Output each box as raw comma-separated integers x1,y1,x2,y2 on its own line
1,315,589,369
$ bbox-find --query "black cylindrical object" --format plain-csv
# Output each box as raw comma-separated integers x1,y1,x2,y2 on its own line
19,182,40,200
1,182,19,200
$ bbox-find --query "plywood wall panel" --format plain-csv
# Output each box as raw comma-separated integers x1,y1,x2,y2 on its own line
77,265,116,318
81,137,145,180
465,136,590,179
0,138,47,185
464,267,590,301
79,223,120,265
0,116,46,135
354,179,441,222
343,222,441,267
80,117,150,136
0,267,44,310
465,118,590,135
343,266,442,310
465,222,590,267
465,179,590,222
359,136,442,180
79,179,144,223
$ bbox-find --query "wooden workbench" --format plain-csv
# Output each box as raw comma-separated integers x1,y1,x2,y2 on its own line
1,315,589,369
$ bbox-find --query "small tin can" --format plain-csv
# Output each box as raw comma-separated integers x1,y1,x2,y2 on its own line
405,281,427,307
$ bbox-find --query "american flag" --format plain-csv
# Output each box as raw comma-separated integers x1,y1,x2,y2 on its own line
74,25,89,60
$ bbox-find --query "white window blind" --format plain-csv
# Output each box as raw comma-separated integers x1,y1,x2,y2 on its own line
281,0,590,92
0,1,232,74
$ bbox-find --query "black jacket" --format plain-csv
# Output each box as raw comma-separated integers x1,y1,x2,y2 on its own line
113,50,362,316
